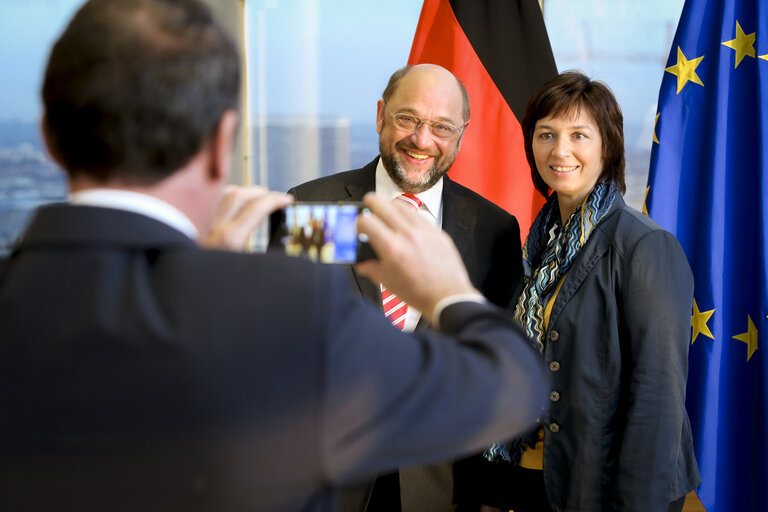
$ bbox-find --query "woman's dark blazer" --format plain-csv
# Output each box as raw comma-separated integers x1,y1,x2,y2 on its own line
541,195,701,511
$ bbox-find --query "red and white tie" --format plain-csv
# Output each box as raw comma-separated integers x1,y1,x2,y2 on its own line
381,193,422,330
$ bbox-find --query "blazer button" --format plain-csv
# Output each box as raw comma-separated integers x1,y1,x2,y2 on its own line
548,423,560,433
548,330,559,341
549,391,560,402
549,361,561,372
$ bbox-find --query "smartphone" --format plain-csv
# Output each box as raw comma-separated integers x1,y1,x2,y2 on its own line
270,202,375,264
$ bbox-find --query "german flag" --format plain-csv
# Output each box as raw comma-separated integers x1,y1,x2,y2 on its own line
408,0,557,235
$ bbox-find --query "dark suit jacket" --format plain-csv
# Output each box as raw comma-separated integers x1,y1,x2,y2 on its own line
285,157,522,316
455,197,701,511
280,158,523,511
538,197,700,510
0,204,546,512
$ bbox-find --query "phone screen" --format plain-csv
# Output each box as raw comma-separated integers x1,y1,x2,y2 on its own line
273,202,372,264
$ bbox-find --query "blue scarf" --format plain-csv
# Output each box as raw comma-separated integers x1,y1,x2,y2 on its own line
484,180,618,464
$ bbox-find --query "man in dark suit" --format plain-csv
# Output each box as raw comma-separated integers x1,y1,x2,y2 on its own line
284,64,523,511
0,1,546,511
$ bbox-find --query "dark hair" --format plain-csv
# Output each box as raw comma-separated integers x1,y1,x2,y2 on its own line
42,0,240,184
521,71,626,197
382,65,471,123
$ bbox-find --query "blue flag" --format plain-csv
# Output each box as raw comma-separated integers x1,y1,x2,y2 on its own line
646,0,767,510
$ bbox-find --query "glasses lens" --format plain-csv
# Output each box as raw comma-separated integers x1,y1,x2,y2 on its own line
430,123,456,139
394,114,418,131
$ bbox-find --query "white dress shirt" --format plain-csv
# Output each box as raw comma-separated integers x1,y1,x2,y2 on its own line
374,159,444,332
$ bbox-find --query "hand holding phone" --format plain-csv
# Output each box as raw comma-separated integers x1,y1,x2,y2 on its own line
201,186,293,251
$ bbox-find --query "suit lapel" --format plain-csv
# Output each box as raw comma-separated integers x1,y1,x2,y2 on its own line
440,177,475,264
413,177,476,331
343,157,378,201
347,161,382,306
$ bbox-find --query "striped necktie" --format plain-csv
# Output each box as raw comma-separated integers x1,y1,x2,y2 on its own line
381,193,422,330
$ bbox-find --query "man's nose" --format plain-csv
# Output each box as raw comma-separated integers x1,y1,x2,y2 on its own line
410,122,433,148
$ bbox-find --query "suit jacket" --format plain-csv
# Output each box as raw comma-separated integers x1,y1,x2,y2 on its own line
539,197,700,511
282,158,523,512
0,204,546,512
456,197,701,511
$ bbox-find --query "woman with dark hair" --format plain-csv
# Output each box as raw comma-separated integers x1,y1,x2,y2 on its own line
455,71,701,511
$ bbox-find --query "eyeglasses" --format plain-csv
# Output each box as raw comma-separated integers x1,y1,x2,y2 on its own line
383,102,465,140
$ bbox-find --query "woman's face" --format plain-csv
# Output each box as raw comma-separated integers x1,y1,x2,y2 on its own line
532,108,604,211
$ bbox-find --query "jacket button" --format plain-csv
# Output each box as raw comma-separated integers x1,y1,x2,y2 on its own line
548,423,560,433
549,361,560,372
548,330,559,341
549,391,560,402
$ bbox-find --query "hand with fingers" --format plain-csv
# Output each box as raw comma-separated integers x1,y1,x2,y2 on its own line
356,192,482,322
200,185,293,251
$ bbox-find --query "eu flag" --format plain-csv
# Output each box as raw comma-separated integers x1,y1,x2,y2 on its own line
645,0,767,510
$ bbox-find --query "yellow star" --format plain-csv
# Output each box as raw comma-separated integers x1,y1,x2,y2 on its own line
642,186,650,215
665,47,705,94
732,315,758,361
722,21,756,68
761,54,768,62
691,300,715,344
653,113,660,144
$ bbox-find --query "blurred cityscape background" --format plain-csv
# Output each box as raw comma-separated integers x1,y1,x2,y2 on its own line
0,0,684,254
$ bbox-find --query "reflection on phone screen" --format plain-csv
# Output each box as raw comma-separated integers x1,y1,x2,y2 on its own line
282,204,359,263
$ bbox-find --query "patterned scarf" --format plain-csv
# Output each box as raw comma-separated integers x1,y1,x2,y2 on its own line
484,180,618,464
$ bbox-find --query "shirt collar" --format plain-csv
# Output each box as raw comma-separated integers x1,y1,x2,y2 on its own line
375,157,443,222
69,189,199,240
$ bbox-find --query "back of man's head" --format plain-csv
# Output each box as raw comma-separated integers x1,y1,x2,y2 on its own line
42,0,240,185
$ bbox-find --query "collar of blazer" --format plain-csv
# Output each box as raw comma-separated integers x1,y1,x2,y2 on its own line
13,204,196,256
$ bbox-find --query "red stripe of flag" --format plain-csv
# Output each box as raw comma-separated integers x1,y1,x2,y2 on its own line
408,0,557,237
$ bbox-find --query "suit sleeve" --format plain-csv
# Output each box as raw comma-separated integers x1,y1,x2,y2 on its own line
615,230,694,509
318,268,548,485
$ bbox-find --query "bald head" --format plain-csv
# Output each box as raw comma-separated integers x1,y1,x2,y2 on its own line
382,64,470,123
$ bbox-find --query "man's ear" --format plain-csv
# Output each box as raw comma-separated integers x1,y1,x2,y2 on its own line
455,121,468,152
208,109,239,183
40,113,64,168
376,100,385,134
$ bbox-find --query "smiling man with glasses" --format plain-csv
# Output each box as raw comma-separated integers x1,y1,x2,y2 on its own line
376,66,468,195
278,63,524,512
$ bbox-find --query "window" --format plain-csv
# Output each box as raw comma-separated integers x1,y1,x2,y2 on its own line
243,0,422,194
0,0,79,254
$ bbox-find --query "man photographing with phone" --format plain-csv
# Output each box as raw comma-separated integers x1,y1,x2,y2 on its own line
0,1,546,511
